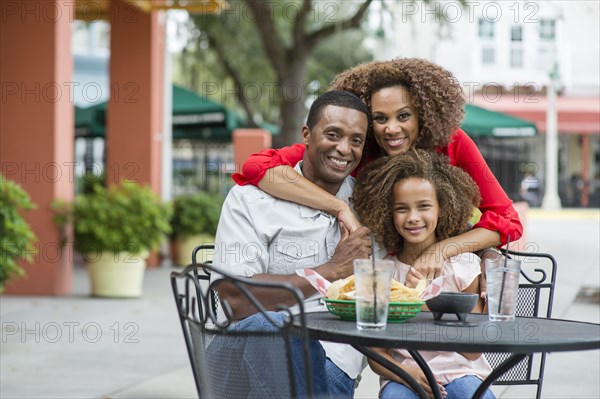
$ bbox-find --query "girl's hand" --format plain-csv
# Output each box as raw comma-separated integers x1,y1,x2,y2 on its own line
401,364,447,398
407,248,444,288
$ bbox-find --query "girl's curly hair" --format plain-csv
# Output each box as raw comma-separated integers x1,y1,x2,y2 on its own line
352,149,481,255
329,58,465,158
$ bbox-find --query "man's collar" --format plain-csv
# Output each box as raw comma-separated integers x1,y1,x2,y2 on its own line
293,161,353,219
293,161,321,218
294,160,304,176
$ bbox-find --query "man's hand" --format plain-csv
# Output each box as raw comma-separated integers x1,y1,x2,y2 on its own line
318,226,371,281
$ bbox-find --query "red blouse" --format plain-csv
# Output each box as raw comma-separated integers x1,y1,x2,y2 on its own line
232,128,522,245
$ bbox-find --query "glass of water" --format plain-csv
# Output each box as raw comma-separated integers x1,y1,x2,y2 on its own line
354,259,394,330
485,258,521,321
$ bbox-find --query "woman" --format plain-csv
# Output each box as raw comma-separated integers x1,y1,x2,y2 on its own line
232,58,521,284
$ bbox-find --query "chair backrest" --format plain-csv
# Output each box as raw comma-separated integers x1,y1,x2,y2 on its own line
191,244,219,315
192,244,215,265
170,263,315,399
487,249,558,399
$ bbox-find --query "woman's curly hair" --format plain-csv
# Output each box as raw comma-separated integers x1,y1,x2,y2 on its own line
352,149,481,255
329,58,465,158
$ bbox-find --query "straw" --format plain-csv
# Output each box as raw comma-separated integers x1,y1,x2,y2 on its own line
497,235,511,314
371,236,378,325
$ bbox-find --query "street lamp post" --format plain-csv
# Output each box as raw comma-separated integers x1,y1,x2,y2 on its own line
542,62,562,210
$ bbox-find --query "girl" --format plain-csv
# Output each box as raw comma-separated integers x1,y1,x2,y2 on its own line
352,148,495,399
233,58,521,285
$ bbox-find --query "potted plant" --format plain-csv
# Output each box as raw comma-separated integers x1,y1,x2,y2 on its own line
64,180,172,297
170,192,223,266
0,175,37,293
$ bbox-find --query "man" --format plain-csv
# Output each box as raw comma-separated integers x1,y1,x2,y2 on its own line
210,90,372,397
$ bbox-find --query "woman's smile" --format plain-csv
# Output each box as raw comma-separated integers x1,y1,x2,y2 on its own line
371,86,420,156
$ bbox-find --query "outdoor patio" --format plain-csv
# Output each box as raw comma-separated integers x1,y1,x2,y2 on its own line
1,209,598,399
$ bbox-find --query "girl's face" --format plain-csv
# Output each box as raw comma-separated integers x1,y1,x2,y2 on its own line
371,86,420,156
392,177,439,249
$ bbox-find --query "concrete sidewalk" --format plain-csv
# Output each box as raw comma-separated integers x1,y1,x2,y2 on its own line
1,209,599,399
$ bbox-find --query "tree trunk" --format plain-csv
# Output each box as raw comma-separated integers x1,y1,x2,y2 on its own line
278,91,306,147
277,52,309,146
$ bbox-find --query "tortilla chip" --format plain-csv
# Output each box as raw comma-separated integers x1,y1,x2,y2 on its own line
327,275,422,302
326,275,354,299
415,279,427,294
389,279,422,302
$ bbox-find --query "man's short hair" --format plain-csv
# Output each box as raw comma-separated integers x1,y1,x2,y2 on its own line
306,90,370,130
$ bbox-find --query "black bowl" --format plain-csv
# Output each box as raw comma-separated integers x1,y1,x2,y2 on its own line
425,292,478,322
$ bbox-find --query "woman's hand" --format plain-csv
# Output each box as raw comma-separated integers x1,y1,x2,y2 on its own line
405,228,502,288
406,247,444,288
335,203,362,233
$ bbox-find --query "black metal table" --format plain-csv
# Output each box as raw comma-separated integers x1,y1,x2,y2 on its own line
296,311,600,399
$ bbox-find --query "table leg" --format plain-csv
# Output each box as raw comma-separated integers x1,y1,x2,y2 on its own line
352,345,437,399
472,353,528,399
407,349,444,399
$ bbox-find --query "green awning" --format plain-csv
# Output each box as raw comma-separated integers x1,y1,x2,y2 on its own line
74,103,106,138
75,85,279,141
172,85,228,123
170,85,245,142
462,104,537,138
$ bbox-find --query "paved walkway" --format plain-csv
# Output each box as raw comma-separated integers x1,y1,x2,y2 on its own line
1,209,599,398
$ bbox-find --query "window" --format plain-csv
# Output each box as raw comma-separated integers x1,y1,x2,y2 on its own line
478,18,494,38
511,25,523,42
510,25,524,68
540,19,556,40
536,47,550,70
482,48,495,65
510,48,524,68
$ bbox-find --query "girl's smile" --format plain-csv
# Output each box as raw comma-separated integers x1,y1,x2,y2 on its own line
393,177,440,251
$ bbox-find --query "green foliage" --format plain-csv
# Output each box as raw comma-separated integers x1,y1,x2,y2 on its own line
175,0,374,128
177,11,278,119
68,181,172,256
78,171,105,195
0,175,37,292
170,192,223,237
308,30,374,94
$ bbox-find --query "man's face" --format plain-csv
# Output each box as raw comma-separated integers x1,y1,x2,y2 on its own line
301,105,368,193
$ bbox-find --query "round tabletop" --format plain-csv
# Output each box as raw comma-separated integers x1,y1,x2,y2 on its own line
299,311,600,353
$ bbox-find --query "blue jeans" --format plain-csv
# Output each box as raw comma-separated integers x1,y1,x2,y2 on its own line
206,311,355,398
380,375,496,399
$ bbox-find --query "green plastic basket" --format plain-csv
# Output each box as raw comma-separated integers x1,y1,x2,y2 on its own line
323,298,423,323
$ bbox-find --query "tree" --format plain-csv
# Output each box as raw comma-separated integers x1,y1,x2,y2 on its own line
181,0,375,145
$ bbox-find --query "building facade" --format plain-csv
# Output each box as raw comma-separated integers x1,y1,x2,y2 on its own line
375,0,600,207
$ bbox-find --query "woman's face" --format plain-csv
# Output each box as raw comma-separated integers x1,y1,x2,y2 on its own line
371,86,420,156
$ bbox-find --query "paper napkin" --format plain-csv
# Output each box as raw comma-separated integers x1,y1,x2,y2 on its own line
296,268,331,296
419,275,447,300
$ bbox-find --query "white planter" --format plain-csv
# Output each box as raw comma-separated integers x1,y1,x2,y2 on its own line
87,251,147,298
175,234,214,266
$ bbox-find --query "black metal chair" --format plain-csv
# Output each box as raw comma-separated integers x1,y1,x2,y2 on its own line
192,244,215,265
487,249,558,399
190,244,219,315
171,262,316,399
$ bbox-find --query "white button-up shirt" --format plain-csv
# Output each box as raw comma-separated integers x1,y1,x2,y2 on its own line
212,161,365,379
